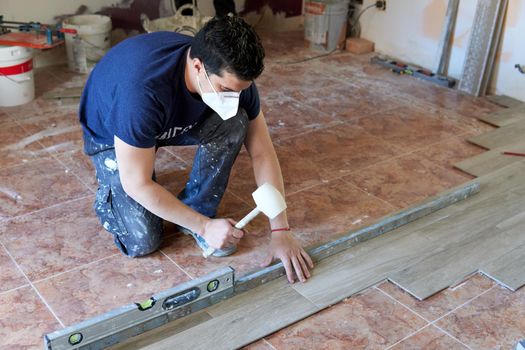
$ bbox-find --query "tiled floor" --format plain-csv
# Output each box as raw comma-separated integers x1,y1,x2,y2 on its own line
0,30,522,349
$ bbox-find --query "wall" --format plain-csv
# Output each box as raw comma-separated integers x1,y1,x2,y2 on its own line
359,0,525,101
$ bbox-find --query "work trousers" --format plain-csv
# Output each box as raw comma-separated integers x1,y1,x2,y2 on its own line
87,110,249,257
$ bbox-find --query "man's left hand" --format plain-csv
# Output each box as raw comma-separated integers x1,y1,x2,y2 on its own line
261,231,314,283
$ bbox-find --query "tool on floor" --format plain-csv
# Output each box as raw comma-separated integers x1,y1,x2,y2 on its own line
433,0,459,76
0,15,71,49
502,151,525,157
202,183,287,258
371,56,457,88
44,182,480,350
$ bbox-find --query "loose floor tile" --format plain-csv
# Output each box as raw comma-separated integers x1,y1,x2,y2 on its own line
265,288,427,350
289,82,400,120
261,94,342,142
436,285,525,350
35,252,190,326
278,123,403,181
388,325,468,350
0,158,91,220
285,179,396,247
16,109,84,155
0,196,118,281
413,135,485,171
0,121,47,169
0,244,27,293
0,286,61,350
55,147,98,191
354,106,466,153
345,154,470,209
377,274,495,322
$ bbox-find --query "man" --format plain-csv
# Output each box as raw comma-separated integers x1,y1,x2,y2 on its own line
79,16,313,283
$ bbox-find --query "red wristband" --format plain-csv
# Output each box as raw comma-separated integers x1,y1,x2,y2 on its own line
271,227,291,233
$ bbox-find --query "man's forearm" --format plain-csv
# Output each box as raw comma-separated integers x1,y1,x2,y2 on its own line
250,154,289,229
124,180,210,234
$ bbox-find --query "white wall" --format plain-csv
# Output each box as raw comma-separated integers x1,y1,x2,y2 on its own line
359,0,525,101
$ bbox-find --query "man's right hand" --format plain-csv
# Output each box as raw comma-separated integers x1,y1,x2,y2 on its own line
201,218,244,249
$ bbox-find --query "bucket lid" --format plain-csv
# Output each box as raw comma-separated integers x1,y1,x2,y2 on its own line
63,14,112,35
0,46,33,62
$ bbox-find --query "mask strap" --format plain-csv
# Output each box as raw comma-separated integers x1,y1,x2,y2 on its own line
202,66,219,95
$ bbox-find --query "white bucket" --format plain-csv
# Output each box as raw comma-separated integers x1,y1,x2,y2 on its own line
0,45,35,107
305,0,349,52
63,14,112,73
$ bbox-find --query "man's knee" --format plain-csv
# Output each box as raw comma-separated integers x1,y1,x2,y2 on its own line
114,226,163,258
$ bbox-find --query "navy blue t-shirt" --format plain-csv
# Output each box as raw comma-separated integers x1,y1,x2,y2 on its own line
79,31,260,155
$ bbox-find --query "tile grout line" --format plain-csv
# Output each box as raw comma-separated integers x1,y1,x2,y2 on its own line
1,193,93,224
375,286,472,350
384,323,432,350
374,285,433,323
431,324,474,350
49,150,97,194
159,249,195,280
374,287,449,350
0,240,65,328
0,283,31,296
31,253,120,285
430,283,498,325
376,281,499,350
261,338,278,349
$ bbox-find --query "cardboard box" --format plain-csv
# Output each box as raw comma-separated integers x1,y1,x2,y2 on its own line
345,38,375,54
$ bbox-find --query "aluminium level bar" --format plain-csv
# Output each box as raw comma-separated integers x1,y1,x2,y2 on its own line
44,267,235,350
45,182,480,350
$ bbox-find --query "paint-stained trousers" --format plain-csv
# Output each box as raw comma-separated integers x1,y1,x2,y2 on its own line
86,110,249,257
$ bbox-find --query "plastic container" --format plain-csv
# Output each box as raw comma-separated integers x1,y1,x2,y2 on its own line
62,14,112,73
304,0,349,52
0,45,35,107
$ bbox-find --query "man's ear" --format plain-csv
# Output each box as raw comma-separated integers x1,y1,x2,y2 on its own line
192,58,203,74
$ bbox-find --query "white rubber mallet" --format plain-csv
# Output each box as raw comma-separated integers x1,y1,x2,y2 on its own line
203,183,287,258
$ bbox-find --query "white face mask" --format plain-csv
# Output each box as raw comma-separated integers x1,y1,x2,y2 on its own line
197,66,240,120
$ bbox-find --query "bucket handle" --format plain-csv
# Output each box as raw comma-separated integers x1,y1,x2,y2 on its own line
0,71,32,84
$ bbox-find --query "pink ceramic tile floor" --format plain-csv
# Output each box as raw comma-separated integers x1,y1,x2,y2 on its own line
0,31,520,349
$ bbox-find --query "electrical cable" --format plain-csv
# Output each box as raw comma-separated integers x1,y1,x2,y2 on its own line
348,3,377,38
281,48,339,65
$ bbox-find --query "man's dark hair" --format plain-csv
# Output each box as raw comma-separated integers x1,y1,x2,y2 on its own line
190,16,265,81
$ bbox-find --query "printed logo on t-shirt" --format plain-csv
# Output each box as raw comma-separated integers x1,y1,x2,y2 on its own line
156,122,198,140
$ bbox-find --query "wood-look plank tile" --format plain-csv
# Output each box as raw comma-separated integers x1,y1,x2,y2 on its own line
454,142,525,177
485,94,524,108
481,240,525,291
477,105,525,127
108,310,213,350
468,120,525,149
137,279,319,350
389,188,525,300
